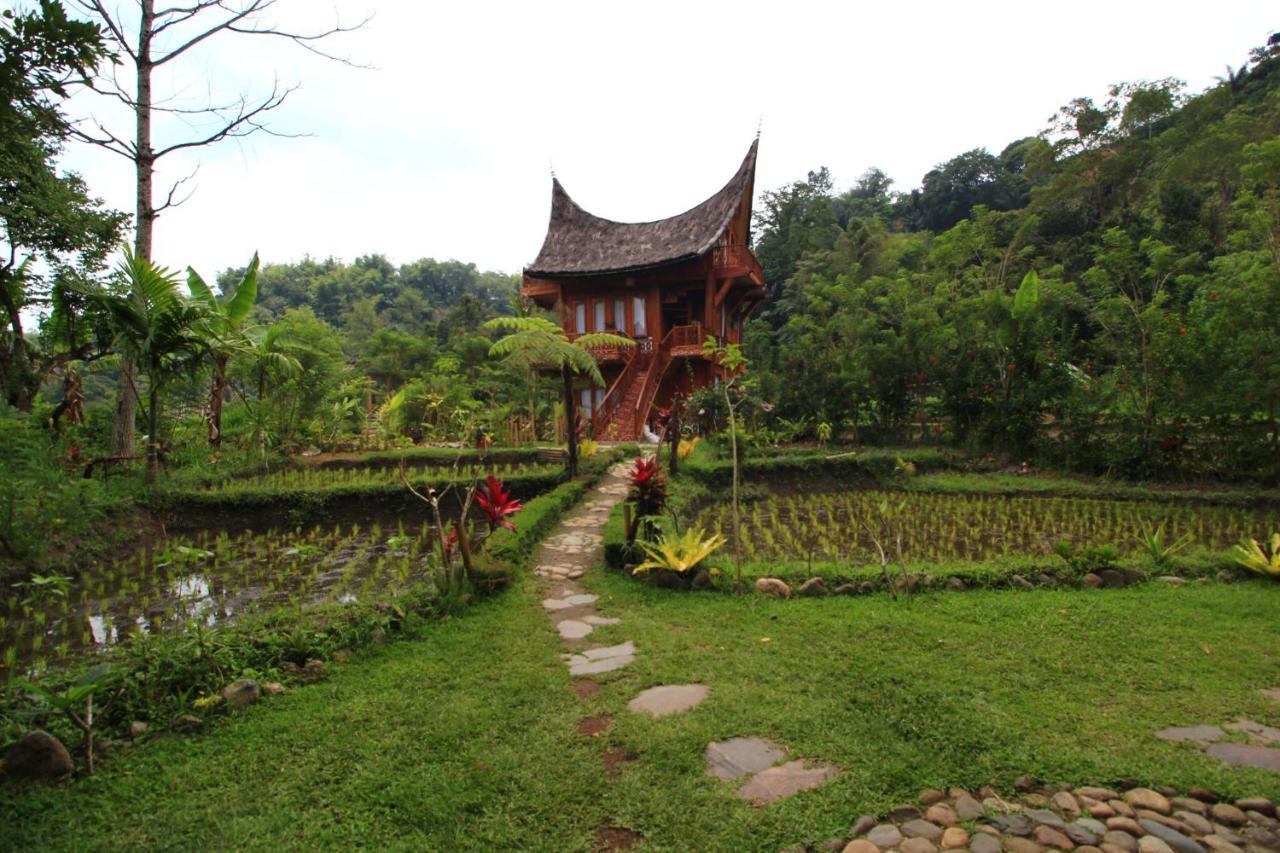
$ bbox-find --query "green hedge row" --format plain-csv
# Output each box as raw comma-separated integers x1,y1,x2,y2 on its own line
680,446,952,487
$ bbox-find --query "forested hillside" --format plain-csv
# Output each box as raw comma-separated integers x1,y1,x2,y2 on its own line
745,39,1280,478
3,16,1279,582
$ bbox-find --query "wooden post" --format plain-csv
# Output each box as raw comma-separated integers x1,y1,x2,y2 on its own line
668,393,681,476
623,504,634,544
563,364,578,478
704,267,716,330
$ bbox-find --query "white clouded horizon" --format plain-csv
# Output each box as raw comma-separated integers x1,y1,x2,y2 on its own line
51,0,1279,284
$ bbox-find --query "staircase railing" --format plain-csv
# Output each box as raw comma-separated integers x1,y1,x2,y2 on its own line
632,328,675,436
591,338,648,438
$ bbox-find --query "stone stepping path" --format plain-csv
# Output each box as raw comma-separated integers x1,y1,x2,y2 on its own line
705,736,787,781
626,684,709,718
530,458,841,808
565,642,636,676
703,735,839,804
1155,713,1280,773
531,460,636,678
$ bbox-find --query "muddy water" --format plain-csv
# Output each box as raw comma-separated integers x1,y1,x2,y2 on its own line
2,521,446,673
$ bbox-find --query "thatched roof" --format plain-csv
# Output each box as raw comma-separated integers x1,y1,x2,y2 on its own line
526,140,758,277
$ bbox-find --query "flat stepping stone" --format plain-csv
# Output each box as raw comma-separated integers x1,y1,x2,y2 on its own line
734,759,838,803
1154,725,1225,744
584,615,620,625
542,598,574,611
1205,742,1280,771
704,736,786,781
627,684,709,717
568,653,635,676
1262,687,1280,703
581,641,634,661
564,593,597,606
557,619,593,640
1224,718,1280,745
566,641,636,675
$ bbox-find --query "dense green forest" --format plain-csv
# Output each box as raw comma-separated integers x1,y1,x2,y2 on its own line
3,0,1279,582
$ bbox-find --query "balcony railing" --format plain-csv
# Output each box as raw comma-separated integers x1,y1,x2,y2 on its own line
712,243,764,285
668,324,706,356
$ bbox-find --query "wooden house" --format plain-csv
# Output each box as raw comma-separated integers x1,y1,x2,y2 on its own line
521,140,764,441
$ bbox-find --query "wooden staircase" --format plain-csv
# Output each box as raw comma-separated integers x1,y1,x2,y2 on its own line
591,330,677,441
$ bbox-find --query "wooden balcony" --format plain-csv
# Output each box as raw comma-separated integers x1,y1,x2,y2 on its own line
668,324,707,358
712,244,764,286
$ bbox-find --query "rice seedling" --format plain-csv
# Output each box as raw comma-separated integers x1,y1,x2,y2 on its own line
686,489,1279,568
0,515,466,673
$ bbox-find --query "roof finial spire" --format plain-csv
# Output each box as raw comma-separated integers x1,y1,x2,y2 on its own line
549,158,556,180
756,116,763,139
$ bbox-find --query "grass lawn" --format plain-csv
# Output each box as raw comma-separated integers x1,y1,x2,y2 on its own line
4,572,1280,851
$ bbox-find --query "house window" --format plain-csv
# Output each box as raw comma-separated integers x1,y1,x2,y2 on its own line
593,300,605,332
574,302,586,335
613,298,626,331
632,296,646,336
580,388,592,415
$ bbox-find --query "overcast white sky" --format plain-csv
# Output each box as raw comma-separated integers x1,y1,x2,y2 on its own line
48,0,1280,283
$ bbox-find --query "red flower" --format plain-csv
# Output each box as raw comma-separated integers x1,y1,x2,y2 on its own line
444,528,459,559
475,475,523,531
1178,327,1186,335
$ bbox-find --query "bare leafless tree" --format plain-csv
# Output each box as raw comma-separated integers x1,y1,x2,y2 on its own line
70,0,368,457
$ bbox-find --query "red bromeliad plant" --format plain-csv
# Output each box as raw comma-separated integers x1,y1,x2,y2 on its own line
628,455,667,518
475,475,523,532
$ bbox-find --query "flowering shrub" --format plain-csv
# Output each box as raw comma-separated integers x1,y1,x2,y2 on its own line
475,475,523,532
628,455,667,517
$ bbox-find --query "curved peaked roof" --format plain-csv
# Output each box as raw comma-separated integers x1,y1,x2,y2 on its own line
526,139,758,277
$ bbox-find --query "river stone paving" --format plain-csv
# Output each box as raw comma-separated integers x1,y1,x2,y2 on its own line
626,684,709,718
808,784,1280,853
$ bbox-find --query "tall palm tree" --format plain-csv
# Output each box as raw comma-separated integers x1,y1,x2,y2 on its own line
91,249,208,482
483,316,632,477
186,253,259,447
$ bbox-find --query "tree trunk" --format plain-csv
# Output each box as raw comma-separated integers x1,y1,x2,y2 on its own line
110,0,155,458
563,364,577,479
0,283,37,411
110,364,137,458
207,353,228,446
146,383,160,484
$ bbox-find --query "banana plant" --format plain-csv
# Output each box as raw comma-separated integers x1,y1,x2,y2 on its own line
186,253,259,447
